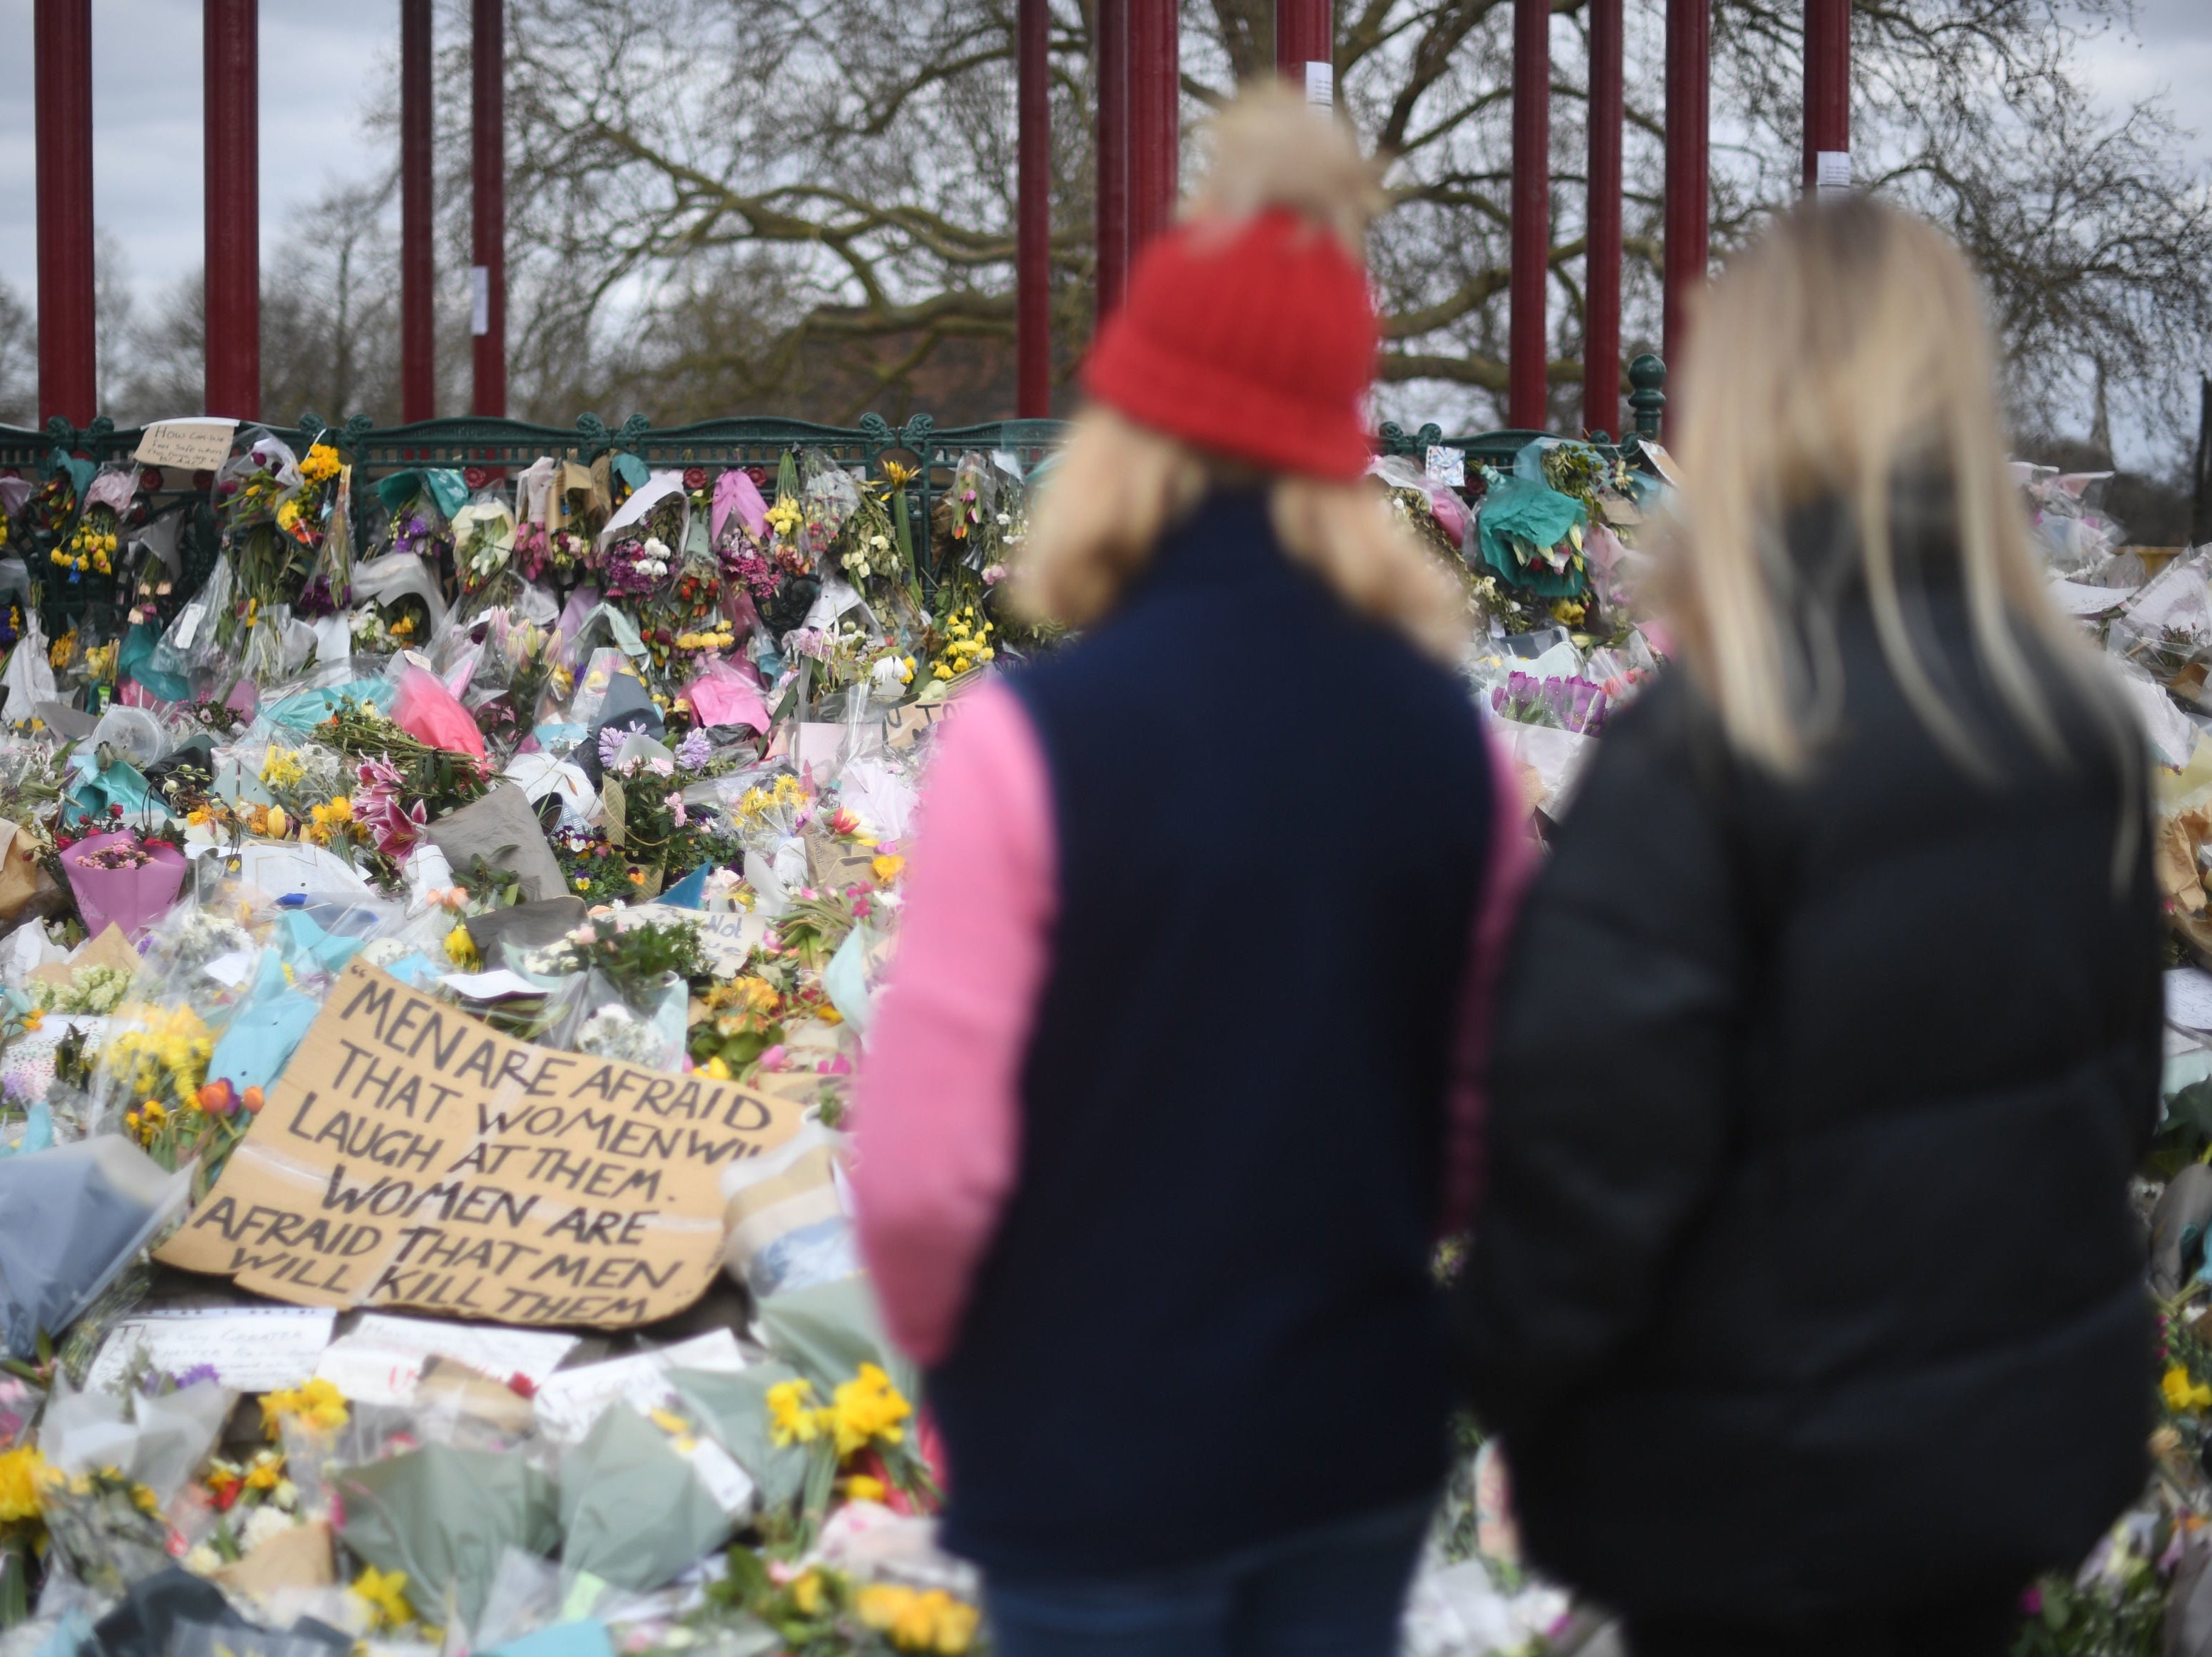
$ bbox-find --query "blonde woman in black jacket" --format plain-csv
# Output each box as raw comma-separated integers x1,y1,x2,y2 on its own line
1455,198,2162,1656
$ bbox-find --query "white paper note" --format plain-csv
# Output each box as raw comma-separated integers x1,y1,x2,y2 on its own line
314,1313,579,1405
85,1307,337,1395
2047,578,2131,617
440,969,546,1001
1815,149,1851,198
134,418,239,472
1304,60,1334,107
202,950,256,989
531,1329,748,1444
2168,968,2212,1032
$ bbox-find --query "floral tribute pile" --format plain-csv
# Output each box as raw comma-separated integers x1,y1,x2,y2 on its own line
0,424,2196,1657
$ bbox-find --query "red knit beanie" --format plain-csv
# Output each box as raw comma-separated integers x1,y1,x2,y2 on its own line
1083,207,1378,482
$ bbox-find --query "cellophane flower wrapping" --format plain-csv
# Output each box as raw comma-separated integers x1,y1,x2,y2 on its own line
391,666,489,759
63,832,188,945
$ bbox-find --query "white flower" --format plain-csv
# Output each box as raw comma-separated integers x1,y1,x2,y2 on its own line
870,534,890,550
241,1504,297,1553
643,537,669,559
183,1543,222,1577
996,513,1011,526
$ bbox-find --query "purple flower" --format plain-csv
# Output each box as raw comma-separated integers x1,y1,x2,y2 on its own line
160,1363,222,1393
674,730,712,771
599,721,653,768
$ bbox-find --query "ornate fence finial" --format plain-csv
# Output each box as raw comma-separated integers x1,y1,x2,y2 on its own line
1628,354,1667,442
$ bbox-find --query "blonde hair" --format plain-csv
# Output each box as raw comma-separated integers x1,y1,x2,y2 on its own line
1665,198,2137,805
1010,85,1467,665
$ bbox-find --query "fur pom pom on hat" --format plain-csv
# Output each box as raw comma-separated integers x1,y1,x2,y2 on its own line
1082,87,1386,482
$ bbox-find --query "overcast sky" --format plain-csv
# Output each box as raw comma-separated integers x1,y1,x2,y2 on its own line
0,0,2204,435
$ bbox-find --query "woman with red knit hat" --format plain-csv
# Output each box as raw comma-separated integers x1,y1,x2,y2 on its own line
852,87,1530,1656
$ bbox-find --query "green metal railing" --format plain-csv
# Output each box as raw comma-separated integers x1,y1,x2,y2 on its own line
0,352,1664,638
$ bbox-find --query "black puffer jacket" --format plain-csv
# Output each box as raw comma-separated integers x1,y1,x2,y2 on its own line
1455,512,2162,1619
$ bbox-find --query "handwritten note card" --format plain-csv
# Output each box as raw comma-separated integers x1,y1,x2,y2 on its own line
84,1307,337,1395
134,418,239,472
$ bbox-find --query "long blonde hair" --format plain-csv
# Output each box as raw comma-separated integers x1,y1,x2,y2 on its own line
1666,197,2133,797
1011,87,1468,665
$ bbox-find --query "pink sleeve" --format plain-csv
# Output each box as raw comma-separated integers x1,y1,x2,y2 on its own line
1440,727,1539,1234
851,681,1057,1366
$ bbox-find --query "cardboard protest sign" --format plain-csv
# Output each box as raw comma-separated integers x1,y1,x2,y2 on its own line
159,962,804,1328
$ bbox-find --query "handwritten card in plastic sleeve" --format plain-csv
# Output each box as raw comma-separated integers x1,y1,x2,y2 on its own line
158,961,805,1327
134,418,239,472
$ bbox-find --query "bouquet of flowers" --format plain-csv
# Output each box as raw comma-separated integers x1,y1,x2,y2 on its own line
38,1465,171,1597
596,487,685,600
453,491,519,600
597,724,718,876
765,451,812,575
712,467,778,602
922,604,994,688
1490,670,1610,736
349,592,430,656
317,697,491,862
800,452,863,572
642,532,732,669
214,435,317,650
293,445,354,616
54,464,135,587
61,827,189,942
20,462,84,571
181,1446,305,1574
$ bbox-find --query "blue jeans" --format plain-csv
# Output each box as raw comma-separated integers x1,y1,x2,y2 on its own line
984,1498,1435,1657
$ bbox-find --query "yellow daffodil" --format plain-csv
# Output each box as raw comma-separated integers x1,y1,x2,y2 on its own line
261,1378,350,1439
352,1565,414,1634
881,460,920,489
854,1585,980,1654
2165,1364,2212,1414
766,1377,824,1447
827,1363,912,1460
443,925,479,969
0,1446,47,1523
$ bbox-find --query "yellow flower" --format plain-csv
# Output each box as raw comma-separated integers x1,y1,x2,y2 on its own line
265,805,289,838
443,925,479,969
766,1378,825,1447
0,1446,47,1523
352,1565,414,1634
2164,1364,2212,1414
703,1055,731,1080
243,1452,284,1492
855,1585,979,1654
871,854,906,886
790,1568,827,1617
827,1363,912,1460
844,1474,888,1504
766,498,804,538
881,460,920,489
261,1378,350,1439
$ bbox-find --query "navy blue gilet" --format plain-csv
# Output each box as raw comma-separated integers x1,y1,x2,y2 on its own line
927,489,1495,1577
